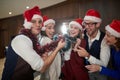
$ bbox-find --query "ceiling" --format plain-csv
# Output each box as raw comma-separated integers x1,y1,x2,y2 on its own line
0,0,66,19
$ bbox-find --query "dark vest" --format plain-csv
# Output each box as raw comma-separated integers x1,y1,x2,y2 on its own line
84,31,105,64
2,42,34,80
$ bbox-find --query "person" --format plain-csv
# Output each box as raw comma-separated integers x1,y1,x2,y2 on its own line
75,9,110,80
1,6,65,80
61,18,89,80
84,20,120,80
39,15,61,80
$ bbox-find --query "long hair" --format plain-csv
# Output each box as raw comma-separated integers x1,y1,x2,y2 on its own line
41,31,48,37
115,38,120,50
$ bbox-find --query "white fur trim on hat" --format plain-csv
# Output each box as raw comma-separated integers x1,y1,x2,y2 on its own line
69,21,83,30
84,16,102,22
41,26,46,31
32,14,43,21
23,19,32,29
105,25,120,38
44,19,55,26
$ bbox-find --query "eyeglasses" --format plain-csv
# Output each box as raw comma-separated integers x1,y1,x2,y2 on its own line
83,22,97,27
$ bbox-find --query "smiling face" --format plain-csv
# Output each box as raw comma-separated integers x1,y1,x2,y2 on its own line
31,18,42,36
69,24,81,38
45,23,55,39
83,20,100,37
104,31,117,46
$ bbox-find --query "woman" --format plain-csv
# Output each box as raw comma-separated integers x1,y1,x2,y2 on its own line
61,18,89,80
77,20,120,80
39,15,61,80
2,6,65,80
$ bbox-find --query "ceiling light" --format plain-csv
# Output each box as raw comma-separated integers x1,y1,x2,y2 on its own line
26,6,30,9
9,12,12,15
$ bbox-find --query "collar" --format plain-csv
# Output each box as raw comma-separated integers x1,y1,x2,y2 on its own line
87,30,101,42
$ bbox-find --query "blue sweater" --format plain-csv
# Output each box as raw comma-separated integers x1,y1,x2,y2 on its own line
100,48,120,80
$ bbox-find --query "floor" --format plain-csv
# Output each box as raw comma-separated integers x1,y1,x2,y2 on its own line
0,58,5,80
0,58,40,80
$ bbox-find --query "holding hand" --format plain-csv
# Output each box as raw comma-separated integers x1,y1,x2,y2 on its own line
73,38,81,51
56,39,66,50
85,64,101,73
74,46,90,57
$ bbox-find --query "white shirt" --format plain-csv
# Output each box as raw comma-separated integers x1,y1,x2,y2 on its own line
87,30,110,67
39,36,61,80
11,35,44,71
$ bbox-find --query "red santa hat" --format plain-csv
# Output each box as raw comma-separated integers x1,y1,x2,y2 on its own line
69,18,83,31
105,20,120,38
84,9,102,22
41,15,55,31
23,6,43,29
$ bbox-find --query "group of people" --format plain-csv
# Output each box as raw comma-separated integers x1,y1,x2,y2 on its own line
1,6,120,80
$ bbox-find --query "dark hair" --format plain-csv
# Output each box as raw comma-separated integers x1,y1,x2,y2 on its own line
41,31,48,37
67,29,82,39
115,38,120,50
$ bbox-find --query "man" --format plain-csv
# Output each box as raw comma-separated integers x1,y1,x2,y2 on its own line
85,19,120,80
75,9,110,80
2,6,65,80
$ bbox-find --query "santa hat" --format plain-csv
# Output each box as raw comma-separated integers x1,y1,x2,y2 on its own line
23,6,43,29
105,20,120,38
41,15,55,31
69,18,83,30
84,9,102,22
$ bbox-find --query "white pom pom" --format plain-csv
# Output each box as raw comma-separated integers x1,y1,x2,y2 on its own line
23,19,32,29
41,26,46,31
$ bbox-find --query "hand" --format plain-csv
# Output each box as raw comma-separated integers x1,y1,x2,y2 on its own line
85,64,101,73
73,38,81,51
74,46,90,57
56,39,66,50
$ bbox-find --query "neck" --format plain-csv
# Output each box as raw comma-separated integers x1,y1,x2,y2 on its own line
31,32,38,37
89,30,98,40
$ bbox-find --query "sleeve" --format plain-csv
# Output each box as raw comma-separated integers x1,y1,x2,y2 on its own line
88,38,110,67
11,35,44,71
100,66,120,79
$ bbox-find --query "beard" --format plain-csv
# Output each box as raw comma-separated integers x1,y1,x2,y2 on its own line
87,28,98,37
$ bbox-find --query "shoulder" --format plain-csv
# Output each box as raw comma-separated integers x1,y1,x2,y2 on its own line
11,35,32,47
12,35,32,43
101,38,109,47
40,36,52,45
13,35,31,41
